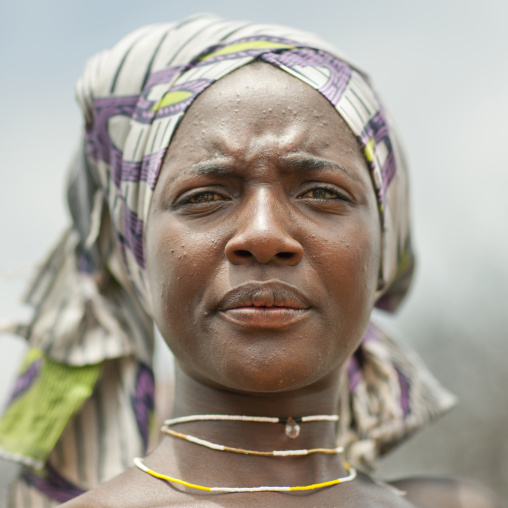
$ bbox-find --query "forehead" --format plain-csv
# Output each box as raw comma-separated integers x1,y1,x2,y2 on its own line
160,62,369,182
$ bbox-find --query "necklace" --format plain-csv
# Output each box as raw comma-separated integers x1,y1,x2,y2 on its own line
161,426,344,457
164,414,339,440
133,457,357,493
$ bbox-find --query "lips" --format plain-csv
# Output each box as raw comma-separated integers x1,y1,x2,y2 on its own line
217,280,311,328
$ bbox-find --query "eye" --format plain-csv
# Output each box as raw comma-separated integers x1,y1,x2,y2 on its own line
298,186,349,202
181,191,226,204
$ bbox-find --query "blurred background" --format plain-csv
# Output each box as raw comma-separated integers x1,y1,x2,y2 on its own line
0,0,507,502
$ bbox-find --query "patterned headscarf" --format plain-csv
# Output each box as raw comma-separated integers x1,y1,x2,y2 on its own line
0,15,455,505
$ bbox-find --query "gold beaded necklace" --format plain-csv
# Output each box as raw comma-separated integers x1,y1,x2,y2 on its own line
134,413,356,494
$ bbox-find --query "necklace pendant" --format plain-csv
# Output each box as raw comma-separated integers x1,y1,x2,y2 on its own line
284,417,300,439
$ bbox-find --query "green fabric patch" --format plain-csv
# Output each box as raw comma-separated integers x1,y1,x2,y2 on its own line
200,40,295,61
152,90,193,112
0,349,101,465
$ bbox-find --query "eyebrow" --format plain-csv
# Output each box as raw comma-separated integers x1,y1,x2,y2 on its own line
166,154,361,185
278,155,361,183
165,162,233,186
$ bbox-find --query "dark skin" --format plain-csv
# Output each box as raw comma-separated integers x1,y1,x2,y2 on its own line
61,64,502,507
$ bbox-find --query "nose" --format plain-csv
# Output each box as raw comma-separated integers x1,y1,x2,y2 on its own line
225,188,303,266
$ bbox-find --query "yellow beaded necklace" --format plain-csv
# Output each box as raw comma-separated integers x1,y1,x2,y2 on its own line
133,413,356,493
133,457,357,493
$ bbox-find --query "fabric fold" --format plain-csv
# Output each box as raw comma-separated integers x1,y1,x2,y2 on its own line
0,349,101,468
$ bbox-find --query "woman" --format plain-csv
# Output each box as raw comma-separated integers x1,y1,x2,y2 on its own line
0,14,501,508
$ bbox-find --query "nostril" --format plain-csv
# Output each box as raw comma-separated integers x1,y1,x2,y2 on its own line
235,250,252,258
226,236,303,265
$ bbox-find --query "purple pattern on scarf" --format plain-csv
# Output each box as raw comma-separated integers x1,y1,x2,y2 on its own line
118,202,146,268
193,35,303,65
95,143,166,192
155,79,212,116
22,462,85,503
86,96,166,192
85,99,138,192
132,78,213,124
87,81,211,196
261,48,352,107
397,368,411,418
130,363,155,449
7,358,43,405
87,97,138,166
145,65,184,88
143,149,166,191
121,149,166,190
359,110,395,199
382,151,396,187
347,353,363,392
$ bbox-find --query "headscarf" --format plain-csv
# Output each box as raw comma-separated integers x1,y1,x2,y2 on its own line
0,14,455,505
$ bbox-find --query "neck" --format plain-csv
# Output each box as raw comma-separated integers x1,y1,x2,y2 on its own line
145,364,348,489
172,363,342,441
173,362,343,412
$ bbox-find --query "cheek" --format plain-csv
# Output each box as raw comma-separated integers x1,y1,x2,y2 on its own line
146,218,225,334
146,223,179,306
311,214,381,320
146,219,186,325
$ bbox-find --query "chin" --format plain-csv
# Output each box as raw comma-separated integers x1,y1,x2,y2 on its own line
209,350,340,394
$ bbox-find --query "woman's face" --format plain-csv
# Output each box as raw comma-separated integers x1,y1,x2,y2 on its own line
146,63,381,394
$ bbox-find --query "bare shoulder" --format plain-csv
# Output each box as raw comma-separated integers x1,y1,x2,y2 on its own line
59,470,503,508
59,467,173,508
390,476,504,508
58,469,413,508
59,472,412,508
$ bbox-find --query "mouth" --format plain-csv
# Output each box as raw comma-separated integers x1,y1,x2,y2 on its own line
217,280,311,329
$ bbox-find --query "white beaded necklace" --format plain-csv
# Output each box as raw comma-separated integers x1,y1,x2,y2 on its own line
164,413,340,439
133,413,355,494
162,413,341,456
